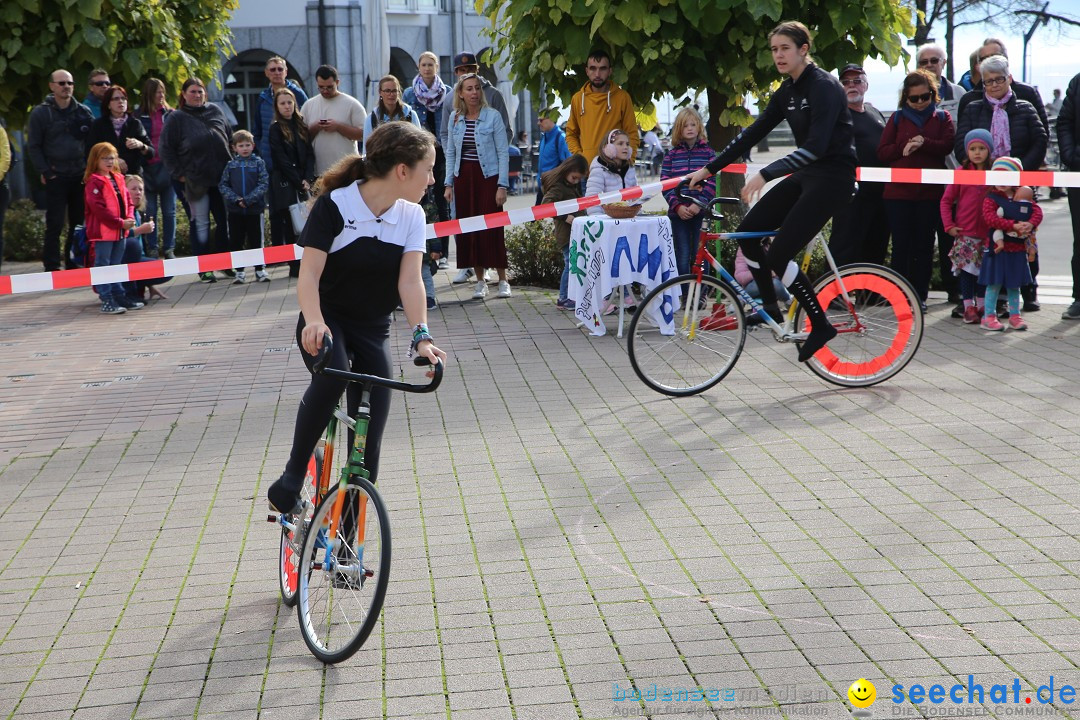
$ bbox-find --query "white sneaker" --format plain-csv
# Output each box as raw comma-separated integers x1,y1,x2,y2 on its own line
483,270,493,283
437,258,449,269
472,281,488,300
497,281,512,298
453,268,474,284
255,270,270,283
233,271,246,284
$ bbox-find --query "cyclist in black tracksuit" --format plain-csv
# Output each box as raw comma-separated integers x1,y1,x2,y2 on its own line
688,21,857,363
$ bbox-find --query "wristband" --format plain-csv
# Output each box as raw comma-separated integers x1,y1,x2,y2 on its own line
412,323,429,339
408,332,434,358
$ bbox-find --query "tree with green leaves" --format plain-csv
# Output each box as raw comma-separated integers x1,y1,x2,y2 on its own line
0,0,237,126
479,0,911,196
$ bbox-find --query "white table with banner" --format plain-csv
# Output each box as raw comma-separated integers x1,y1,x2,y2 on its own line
569,214,680,338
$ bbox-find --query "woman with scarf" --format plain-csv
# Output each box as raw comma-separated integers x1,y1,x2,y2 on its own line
954,54,1047,310
403,52,452,257
877,69,955,310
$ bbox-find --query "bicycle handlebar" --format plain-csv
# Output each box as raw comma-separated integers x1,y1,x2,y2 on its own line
312,333,443,393
676,179,740,219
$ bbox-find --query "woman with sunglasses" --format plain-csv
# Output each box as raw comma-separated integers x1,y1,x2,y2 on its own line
687,21,857,363
877,69,955,311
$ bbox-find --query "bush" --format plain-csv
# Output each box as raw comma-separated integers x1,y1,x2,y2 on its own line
3,199,45,261
506,218,562,288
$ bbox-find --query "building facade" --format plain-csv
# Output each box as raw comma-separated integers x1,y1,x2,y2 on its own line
220,0,531,138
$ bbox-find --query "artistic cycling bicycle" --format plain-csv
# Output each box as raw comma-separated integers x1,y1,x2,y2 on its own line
270,336,442,663
627,182,923,396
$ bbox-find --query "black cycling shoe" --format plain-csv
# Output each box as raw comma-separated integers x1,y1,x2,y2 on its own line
798,323,838,363
267,473,304,514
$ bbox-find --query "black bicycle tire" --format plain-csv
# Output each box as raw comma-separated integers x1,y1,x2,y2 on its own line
627,273,747,396
795,263,923,387
296,476,391,664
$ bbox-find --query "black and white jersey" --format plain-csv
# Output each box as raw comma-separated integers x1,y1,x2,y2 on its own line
299,183,426,327
706,63,857,180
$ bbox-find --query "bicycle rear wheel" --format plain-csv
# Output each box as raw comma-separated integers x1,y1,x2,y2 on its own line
297,476,391,664
795,263,923,387
278,444,324,607
628,274,747,396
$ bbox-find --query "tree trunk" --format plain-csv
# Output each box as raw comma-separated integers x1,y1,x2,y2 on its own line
706,87,746,229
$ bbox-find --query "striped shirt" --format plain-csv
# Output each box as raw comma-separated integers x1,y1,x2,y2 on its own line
461,118,479,162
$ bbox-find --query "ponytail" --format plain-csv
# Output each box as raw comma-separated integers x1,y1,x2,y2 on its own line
313,122,434,198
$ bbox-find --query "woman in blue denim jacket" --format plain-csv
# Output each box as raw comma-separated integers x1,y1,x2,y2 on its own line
443,74,511,300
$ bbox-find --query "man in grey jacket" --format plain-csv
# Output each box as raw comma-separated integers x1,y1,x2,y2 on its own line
28,69,95,271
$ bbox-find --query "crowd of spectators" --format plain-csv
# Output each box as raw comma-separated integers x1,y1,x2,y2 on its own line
6,38,1080,324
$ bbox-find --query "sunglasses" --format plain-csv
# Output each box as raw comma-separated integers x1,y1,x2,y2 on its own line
91,80,112,87
840,77,864,87
918,57,942,66
52,80,75,86
907,92,933,103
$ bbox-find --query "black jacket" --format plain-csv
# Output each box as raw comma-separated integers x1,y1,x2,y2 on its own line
27,95,94,179
86,114,155,176
706,64,856,180
957,81,1049,135
268,120,315,210
158,103,232,189
1057,71,1080,170
953,95,1047,170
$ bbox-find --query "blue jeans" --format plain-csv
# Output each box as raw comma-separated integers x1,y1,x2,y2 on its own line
559,244,570,301
670,213,705,276
187,186,228,256
92,239,127,301
744,278,791,303
143,163,176,255
421,257,435,300
121,235,143,300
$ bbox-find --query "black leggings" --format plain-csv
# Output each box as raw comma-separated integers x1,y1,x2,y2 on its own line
735,167,856,281
284,315,392,484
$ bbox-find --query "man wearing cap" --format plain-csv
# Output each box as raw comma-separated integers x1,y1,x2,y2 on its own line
439,52,512,149
535,107,570,204
564,48,639,164
828,64,890,268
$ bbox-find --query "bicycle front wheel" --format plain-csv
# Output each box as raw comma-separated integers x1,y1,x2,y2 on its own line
297,476,391,664
795,263,923,387
628,274,747,396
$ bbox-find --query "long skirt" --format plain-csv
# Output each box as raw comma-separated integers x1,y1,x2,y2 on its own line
454,159,506,269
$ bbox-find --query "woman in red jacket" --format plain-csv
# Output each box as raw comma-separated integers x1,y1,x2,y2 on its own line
85,142,137,314
878,70,955,311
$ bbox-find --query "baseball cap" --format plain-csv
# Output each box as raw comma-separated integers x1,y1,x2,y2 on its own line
453,53,478,69
839,63,865,76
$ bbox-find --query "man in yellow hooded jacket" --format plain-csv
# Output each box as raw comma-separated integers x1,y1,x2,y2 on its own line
565,49,639,165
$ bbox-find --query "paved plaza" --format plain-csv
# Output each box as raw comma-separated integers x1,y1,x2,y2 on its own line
3,198,1080,719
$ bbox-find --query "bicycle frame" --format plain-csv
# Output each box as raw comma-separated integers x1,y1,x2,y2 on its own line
323,386,374,576
686,226,864,342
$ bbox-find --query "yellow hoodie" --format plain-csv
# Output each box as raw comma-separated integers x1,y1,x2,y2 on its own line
564,82,639,164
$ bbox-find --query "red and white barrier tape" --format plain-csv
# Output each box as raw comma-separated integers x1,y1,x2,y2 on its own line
4,165,1079,296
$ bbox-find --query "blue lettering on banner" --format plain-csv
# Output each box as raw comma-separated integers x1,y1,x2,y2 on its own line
611,233,663,281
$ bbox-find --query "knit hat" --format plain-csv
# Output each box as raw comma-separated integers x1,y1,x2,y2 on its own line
964,128,993,151
991,156,1023,173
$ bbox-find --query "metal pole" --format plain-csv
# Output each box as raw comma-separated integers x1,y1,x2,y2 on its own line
1021,2,1050,84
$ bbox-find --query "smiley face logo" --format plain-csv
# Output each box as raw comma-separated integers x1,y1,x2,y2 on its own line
848,678,876,709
